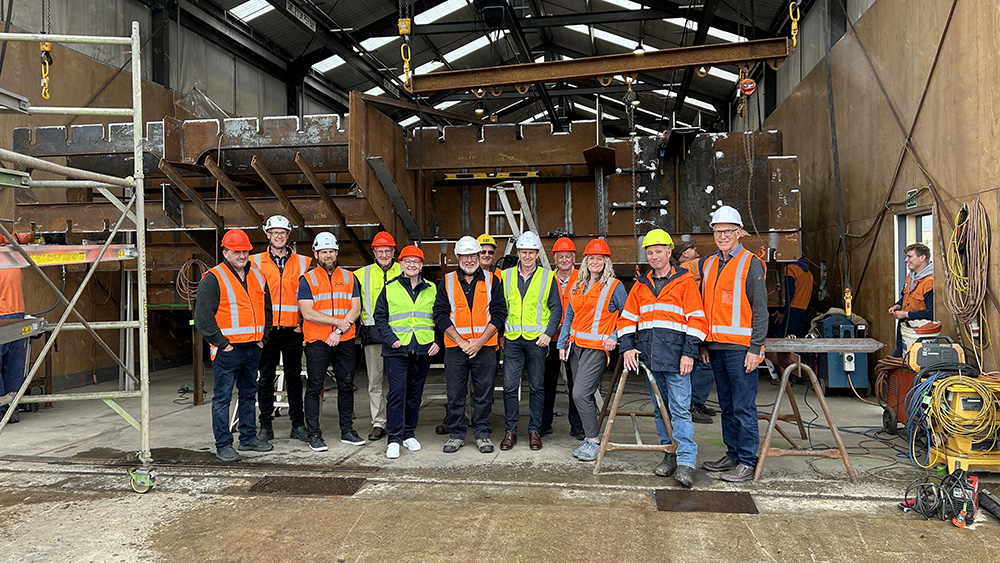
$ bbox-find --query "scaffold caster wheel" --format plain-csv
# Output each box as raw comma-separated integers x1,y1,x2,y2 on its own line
882,407,897,435
128,469,155,494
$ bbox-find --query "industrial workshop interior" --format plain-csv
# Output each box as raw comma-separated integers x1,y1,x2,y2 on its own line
1,0,999,560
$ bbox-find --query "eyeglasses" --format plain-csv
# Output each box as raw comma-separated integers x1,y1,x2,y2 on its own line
401,259,422,266
480,250,495,256
268,231,288,238
373,248,394,256
713,228,738,238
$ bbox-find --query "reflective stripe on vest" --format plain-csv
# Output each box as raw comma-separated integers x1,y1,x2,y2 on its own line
302,267,356,343
702,250,755,344
252,252,308,327
385,280,436,346
207,264,266,359
444,271,496,347
503,267,553,339
359,262,402,326
569,280,620,346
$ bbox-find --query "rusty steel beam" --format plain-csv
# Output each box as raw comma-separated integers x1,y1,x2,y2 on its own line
204,156,265,226
295,152,373,263
157,160,226,233
409,38,790,94
250,156,316,239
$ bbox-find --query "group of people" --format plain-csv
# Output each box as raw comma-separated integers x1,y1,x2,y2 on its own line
195,205,768,486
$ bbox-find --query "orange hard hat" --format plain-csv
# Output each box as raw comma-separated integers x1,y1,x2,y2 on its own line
221,229,253,251
397,245,424,262
553,237,576,253
583,238,611,256
372,231,396,248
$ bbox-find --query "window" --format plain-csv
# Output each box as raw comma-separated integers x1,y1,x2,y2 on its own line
894,210,933,295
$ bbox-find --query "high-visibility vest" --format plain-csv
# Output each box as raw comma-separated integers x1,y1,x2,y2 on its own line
701,248,761,347
568,278,622,350
252,251,309,328
443,271,497,348
356,261,402,326
617,269,708,343
786,262,814,310
385,278,436,346
503,266,554,340
901,273,933,312
0,269,24,315
301,267,356,343
206,263,266,359
555,269,579,325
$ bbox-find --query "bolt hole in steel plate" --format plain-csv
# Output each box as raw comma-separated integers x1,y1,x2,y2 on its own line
652,489,759,514
248,476,366,496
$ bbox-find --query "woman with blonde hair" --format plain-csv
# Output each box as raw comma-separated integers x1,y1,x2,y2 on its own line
557,239,627,462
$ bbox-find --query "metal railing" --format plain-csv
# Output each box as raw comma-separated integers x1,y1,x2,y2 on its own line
0,22,153,493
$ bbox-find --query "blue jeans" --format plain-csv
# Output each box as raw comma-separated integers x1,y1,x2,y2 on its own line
502,337,547,434
646,369,697,468
384,354,430,444
690,359,714,405
211,344,262,451
709,349,759,467
0,313,27,414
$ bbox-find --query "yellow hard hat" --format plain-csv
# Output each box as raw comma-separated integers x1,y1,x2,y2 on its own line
641,229,674,249
477,233,497,248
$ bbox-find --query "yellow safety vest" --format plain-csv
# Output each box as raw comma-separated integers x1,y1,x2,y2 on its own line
502,266,554,340
385,278,436,346
355,262,402,326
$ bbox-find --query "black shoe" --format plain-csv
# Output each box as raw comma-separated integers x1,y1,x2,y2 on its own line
654,452,677,477
309,436,328,452
216,446,241,462
238,437,274,452
702,455,738,472
258,426,274,442
341,430,365,446
690,409,713,425
538,426,554,437
290,426,309,442
570,426,585,440
674,465,694,488
368,427,386,441
435,424,449,435
692,402,717,417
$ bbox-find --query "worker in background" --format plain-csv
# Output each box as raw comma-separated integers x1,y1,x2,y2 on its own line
774,257,814,338
297,232,364,452
542,237,583,440
672,240,716,425
194,229,273,462
433,236,507,454
617,230,705,487
355,231,401,442
558,239,627,462
0,267,27,424
500,231,561,451
252,215,311,444
889,242,934,356
478,233,502,280
699,206,768,483
373,245,440,459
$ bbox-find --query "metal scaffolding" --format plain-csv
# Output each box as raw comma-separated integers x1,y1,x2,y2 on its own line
0,22,153,493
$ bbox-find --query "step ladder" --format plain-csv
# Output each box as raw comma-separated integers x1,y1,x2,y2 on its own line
484,180,550,269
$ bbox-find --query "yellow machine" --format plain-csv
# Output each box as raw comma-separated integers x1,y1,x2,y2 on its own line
926,379,1000,473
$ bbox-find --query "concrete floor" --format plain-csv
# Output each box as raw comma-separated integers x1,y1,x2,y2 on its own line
1,363,999,562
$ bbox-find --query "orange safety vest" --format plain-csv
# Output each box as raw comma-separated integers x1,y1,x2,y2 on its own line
301,267,357,343
0,269,25,315
206,263,266,359
786,262,814,310
701,248,763,347
252,251,310,328
568,278,623,350
901,273,933,312
617,270,708,343
555,269,579,325
443,270,497,348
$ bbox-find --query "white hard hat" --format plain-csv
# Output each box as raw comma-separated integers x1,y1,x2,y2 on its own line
710,205,744,228
263,215,292,232
312,232,339,251
454,235,482,256
515,231,542,250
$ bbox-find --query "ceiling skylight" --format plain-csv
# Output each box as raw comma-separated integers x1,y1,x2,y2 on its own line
230,0,273,22
414,0,469,25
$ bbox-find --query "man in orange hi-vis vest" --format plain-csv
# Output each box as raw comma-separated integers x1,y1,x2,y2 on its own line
889,242,934,356
543,236,583,440
195,229,273,463
252,215,311,444
698,206,767,483
0,267,27,424
297,232,363,453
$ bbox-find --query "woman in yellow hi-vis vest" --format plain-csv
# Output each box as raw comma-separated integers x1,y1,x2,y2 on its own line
373,245,441,459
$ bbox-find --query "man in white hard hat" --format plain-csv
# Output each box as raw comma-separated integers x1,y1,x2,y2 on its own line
297,232,364,452
698,206,767,483
433,236,507,453
499,231,561,451
253,215,311,444
355,231,401,441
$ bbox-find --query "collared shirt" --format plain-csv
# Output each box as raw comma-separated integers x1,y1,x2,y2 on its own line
513,263,563,337
432,267,507,334
698,244,767,353
269,246,290,271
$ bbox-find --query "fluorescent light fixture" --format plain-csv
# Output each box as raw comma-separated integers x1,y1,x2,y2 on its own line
474,101,485,115
400,115,421,127
312,55,345,74
230,0,274,22
415,0,469,25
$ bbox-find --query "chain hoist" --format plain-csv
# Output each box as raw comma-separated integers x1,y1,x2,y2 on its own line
789,1,801,50
39,0,52,99
398,0,412,90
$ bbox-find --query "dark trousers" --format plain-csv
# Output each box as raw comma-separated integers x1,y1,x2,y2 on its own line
709,349,760,467
211,345,262,451
502,337,547,434
690,359,715,405
304,339,356,439
257,327,304,428
775,307,808,338
0,313,26,416
385,354,431,444
445,346,496,440
542,340,581,431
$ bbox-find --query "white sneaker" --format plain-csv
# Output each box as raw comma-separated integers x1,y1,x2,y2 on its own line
402,437,421,451
386,442,400,459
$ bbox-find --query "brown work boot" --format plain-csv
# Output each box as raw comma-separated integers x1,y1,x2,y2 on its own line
528,431,542,450
500,431,517,450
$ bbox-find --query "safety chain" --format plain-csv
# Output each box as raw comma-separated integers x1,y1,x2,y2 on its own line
622,78,640,266
789,1,801,50
39,0,51,99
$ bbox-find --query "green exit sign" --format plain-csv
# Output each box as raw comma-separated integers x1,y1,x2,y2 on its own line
905,189,918,208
